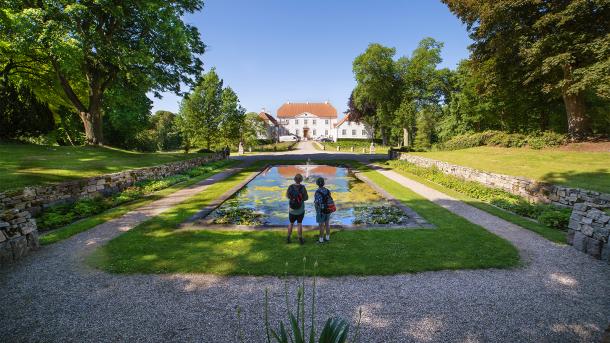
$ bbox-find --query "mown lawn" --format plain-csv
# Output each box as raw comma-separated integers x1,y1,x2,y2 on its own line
0,143,211,191
409,146,610,193
91,162,520,276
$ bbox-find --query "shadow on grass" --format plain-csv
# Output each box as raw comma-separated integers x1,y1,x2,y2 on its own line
539,169,610,194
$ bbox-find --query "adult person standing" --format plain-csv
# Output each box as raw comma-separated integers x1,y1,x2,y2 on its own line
286,173,308,245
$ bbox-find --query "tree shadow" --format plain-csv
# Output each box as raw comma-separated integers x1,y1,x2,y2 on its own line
539,169,610,193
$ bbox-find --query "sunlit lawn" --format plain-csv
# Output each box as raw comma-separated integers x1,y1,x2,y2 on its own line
409,146,610,193
91,163,520,276
0,143,210,191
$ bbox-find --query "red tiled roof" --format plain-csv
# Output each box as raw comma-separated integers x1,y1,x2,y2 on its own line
277,102,337,118
258,111,279,126
333,113,352,128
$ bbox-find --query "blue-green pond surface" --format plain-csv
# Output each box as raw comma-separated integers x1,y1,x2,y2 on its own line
208,165,410,226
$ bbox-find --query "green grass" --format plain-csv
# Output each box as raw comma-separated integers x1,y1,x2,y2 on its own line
0,143,212,191
40,161,237,245
91,162,520,276
409,146,610,193
382,162,566,244
245,141,296,153
320,141,391,154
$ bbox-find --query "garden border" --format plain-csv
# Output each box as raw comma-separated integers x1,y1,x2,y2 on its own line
179,163,433,231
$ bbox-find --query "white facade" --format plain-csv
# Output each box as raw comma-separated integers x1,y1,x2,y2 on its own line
333,118,373,141
278,112,337,140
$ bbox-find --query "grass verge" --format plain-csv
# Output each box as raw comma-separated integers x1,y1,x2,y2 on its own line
0,143,213,191
381,162,566,244
409,146,610,193
40,160,236,245
91,161,519,276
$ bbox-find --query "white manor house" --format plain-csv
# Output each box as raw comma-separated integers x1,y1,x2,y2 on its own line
258,102,373,142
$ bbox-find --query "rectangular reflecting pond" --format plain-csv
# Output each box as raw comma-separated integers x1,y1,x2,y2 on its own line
206,165,413,226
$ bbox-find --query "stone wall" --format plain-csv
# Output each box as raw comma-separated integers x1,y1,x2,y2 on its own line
395,153,610,262
397,154,610,207
0,153,225,265
567,203,610,262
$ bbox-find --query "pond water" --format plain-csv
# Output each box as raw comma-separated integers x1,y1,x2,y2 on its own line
207,165,411,226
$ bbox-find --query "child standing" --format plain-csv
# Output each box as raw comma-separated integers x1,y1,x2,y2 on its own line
286,173,308,244
314,177,334,243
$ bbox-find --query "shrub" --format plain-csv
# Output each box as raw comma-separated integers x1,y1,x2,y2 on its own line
440,130,566,151
537,207,571,230
36,160,230,231
527,131,567,149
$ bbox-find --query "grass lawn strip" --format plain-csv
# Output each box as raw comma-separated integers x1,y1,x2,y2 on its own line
0,143,213,191
381,162,567,244
40,160,237,245
92,161,519,276
409,146,610,193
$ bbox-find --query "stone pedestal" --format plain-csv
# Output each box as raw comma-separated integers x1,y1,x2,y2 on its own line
336,146,340,151
238,142,244,155
350,146,354,152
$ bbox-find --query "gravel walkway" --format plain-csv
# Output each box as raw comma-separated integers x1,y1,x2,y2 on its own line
1,150,609,342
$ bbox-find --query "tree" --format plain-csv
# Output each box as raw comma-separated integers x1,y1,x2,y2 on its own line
103,82,154,151
218,87,246,148
442,0,610,140
352,43,401,145
1,0,205,144
242,112,267,147
150,111,182,151
395,38,446,147
178,69,224,150
0,82,54,139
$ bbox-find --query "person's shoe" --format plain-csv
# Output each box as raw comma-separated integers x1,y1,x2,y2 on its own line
286,237,291,244
324,237,330,242
299,237,305,245
317,238,325,244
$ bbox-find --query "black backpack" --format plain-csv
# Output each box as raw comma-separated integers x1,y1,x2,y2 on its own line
288,185,304,210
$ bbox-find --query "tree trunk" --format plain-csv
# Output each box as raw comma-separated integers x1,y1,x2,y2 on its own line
562,91,589,141
562,64,590,141
381,127,388,146
403,127,410,147
80,110,103,145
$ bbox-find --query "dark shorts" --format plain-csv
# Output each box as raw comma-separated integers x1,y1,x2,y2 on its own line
289,213,304,224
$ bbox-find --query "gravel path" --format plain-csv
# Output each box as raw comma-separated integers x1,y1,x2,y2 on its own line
1,148,609,342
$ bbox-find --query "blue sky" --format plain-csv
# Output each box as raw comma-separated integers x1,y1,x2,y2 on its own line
150,0,472,118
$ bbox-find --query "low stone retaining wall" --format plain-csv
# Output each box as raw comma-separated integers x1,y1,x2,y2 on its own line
0,153,225,265
568,203,610,261
395,153,610,262
397,154,610,207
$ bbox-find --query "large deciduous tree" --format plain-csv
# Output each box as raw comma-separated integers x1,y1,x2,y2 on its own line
178,69,223,150
442,0,610,140
1,0,205,144
218,87,246,148
352,43,401,145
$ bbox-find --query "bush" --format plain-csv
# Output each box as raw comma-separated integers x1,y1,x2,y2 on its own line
537,207,571,230
36,160,230,231
387,160,569,231
197,148,215,153
527,131,567,149
441,130,567,151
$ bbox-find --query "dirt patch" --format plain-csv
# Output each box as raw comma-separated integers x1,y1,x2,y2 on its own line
554,141,610,152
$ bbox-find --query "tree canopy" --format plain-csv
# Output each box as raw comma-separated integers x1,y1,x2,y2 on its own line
0,0,205,144
442,0,610,140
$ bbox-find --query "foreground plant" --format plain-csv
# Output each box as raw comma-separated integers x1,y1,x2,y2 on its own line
237,259,362,343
